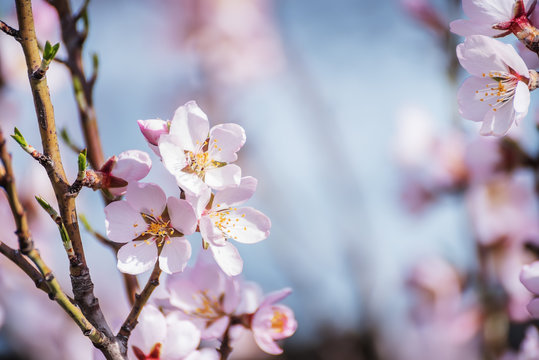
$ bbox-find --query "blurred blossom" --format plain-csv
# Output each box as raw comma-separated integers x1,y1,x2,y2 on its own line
500,326,539,360
401,0,447,35
177,0,285,87
466,170,539,247
464,137,502,185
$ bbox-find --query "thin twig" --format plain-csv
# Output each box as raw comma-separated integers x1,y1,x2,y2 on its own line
117,261,162,345
0,20,21,41
0,241,49,294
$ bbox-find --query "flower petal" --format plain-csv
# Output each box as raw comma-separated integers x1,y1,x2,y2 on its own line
253,333,283,355
137,119,169,146
479,99,515,136
168,101,209,153
204,164,241,191
215,207,271,244
202,316,230,340
521,261,539,295
112,150,152,182
105,201,147,243
212,176,257,209
210,242,243,276
208,123,246,163
167,197,197,235
260,288,293,308
162,312,201,359
200,215,226,246
159,239,192,274
513,80,530,114
457,76,496,122
185,186,212,218
117,241,158,275
126,182,167,216
129,304,167,357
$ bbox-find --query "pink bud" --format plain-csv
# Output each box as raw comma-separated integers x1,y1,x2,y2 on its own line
137,119,169,146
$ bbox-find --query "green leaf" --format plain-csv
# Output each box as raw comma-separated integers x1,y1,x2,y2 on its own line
11,127,27,148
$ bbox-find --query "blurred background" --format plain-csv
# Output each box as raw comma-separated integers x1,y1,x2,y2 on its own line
2,0,539,359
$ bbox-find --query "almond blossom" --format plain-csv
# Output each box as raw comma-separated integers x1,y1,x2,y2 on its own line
167,253,243,340
104,182,197,275
251,288,297,355
457,35,536,136
450,0,535,37
99,150,152,196
157,101,246,195
128,304,201,360
137,119,170,156
187,176,271,276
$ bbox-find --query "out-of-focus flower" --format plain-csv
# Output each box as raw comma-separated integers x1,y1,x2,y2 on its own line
128,305,201,360
251,288,297,355
187,176,271,276
521,261,539,294
466,171,539,246
178,0,285,87
105,182,197,275
158,101,245,195
183,348,220,360
501,326,539,359
401,0,447,35
99,150,152,197
450,0,534,37
167,252,242,340
457,35,533,136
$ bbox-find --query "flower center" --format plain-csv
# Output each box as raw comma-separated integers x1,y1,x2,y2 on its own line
271,310,287,333
140,213,174,244
209,207,247,241
189,290,223,320
477,71,521,112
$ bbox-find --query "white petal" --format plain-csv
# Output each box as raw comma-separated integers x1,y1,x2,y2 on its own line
159,239,192,274
105,201,146,243
208,123,246,163
162,312,201,359
126,182,167,217
479,100,515,136
457,77,496,122
253,333,283,355
183,348,220,360
450,19,501,37
175,169,209,196
213,207,271,244
117,241,158,275
159,134,188,177
129,305,166,357
213,176,257,209
112,150,152,182
185,186,212,218
513,81,531,114
169,101,209,153
202,316,229,340
200,215,226,246
210,242,243,276
521,261,539,295
167,197,197,235
204,164,241,191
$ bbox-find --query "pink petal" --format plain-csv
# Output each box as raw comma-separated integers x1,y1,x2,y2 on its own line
112,150,152,182
126,182,167,217
462,0,514,22
159,239,192,274
129,304,167,357
217,207,271,244
210,242,243,276
167,197,197,235
527,297,539,318
117,241,158,275
105,201,147,243
183,348,220,360
163,312,201,358
450,19,501,37
479,99,515,136
158,134,189,178
204,164,241,191
253,333,283,355
208,123,246,163
201,316,229,340
457,77,495,122
521,262,539,295
212,176,257,209
513,81,531,114
260,288,293,308
168,101,209,153
137,119,169,146
200,215,226,246
185,187,212,218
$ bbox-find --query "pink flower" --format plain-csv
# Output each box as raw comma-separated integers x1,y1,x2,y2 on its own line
137,119,170,156
187,176,271,276
167,253,242,340
104,182,197,275
457,35,533,136
129,305,201,360
251,288,297,355
99,150,152,196
183,349,219,360
450,0,534,37
158,101,245,195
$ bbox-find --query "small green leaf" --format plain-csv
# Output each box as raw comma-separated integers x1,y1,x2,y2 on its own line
42,41,60,61
11,127,27,148
78,148,87,173
35,195,53,213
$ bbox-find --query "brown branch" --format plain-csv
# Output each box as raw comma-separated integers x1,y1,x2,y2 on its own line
48,0,140,304
219,325,233,360
0,20,21,41
117,261,162,346
0,241,49,294
13,1,124,358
